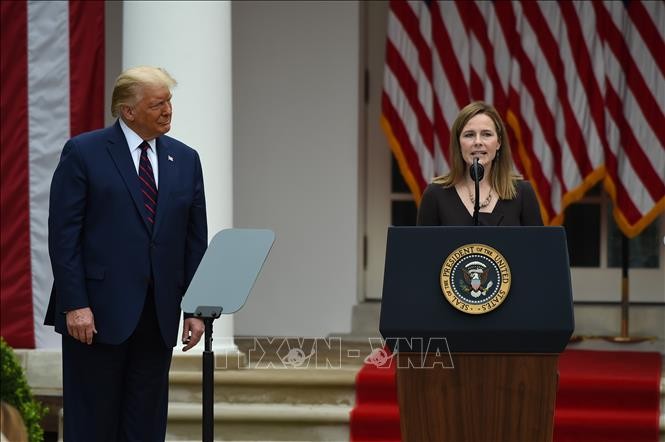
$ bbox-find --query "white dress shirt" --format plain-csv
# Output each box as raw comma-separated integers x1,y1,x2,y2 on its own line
119,118,159,188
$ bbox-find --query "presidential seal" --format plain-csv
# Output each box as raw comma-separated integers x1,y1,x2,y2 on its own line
440,244,511,314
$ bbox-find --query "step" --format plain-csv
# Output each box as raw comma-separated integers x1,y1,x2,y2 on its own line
170,338,383,370
170,351,247,371
233,336,385,368
169,367,358,406
165,403,350,441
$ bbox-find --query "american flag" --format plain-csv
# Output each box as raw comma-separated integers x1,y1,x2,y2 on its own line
381,0,664,238
0,0,104,348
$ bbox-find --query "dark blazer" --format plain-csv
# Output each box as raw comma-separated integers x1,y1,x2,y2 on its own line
45,121,207,346
417,180,543,226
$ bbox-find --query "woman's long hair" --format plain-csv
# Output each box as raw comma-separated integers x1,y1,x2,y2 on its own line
433,101,520,200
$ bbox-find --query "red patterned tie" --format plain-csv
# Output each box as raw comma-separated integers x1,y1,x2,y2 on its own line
138,141,157,227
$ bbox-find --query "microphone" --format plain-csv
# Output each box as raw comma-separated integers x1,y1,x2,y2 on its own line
470,158,484,226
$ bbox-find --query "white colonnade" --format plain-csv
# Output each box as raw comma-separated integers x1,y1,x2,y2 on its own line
123,1,236,352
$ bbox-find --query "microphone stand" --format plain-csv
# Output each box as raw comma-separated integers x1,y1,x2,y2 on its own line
471,158,483,226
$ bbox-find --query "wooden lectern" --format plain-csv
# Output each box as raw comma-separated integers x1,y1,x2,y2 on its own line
379,227,574,442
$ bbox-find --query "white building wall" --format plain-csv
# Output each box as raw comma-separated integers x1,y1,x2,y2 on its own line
231,1,361,336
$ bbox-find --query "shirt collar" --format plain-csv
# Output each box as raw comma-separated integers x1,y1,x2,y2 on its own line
118,118,156,152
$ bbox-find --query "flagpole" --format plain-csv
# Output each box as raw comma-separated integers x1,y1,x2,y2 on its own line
603,232,653,343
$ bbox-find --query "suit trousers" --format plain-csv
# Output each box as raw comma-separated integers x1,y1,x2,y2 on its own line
62,289,173,442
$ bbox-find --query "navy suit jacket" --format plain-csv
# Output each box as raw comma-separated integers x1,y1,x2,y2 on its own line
45,121,208,346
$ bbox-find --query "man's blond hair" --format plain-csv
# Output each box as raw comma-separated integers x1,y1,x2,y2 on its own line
111,66,177,117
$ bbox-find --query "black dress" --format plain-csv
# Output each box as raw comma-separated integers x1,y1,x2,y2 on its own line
416,180,544,226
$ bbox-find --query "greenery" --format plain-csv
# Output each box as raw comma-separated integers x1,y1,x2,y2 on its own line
0,337,47,442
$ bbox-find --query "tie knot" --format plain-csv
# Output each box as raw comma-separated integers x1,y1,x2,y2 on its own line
140,141,150,153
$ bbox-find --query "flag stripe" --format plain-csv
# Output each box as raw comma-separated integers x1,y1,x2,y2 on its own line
28,0,71,349
69,0,105,137
384,56,436,181
560,0,612,212
382,92,429,195
557,1,607,173
391,0,432,83
521,4,585,194
0,0,34,349
641,0,665,41
459,2,533,184
505,92,557,217
594,2,665,147
382,0,664,238
390,1,437,149
386,1,448,174
487,3,543,201
627,1,665,76
0,1,105,348
603,155,642,225
605,86,664,205
430,1,469,108
495,2,567,196
456,2,506,106
522,2,593,181
385,42,434,156
606,2,665,111
505,39,561,214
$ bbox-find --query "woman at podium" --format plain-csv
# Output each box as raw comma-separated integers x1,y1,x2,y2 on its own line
417,101,543,227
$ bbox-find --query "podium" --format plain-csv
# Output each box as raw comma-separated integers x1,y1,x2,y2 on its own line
379,226,574,442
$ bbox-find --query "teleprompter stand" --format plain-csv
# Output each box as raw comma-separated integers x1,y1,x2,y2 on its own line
182,229,275,442
193,306,223,442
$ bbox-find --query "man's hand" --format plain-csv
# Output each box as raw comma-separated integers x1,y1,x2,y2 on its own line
182,318,205,351
66,307,97,344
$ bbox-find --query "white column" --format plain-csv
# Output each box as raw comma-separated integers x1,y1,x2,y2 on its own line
123,1,235,352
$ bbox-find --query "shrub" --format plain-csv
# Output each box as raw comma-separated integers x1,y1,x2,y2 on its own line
0,337,47,442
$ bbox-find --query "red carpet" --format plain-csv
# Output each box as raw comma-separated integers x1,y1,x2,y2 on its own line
350,349,662,442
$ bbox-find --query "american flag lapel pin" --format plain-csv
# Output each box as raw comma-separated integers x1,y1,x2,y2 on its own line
168,155,174,162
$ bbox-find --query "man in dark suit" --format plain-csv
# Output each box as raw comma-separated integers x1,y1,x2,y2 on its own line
46,66,207,441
